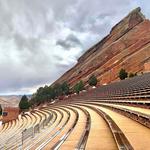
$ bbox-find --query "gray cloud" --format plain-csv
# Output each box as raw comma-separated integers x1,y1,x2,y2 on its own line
56,34,82,49
0,0,149,95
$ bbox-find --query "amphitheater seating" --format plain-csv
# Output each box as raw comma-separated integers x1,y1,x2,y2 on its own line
0,73,150,149
75,72,150,100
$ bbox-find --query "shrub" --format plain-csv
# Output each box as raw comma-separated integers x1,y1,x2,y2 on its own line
78,80,84,91
88,75,98,86
74,80,84,94
61,82,70,95
129,73,136,78
119,69,128,80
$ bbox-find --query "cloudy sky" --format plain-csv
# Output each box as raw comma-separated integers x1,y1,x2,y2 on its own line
0,0,149,95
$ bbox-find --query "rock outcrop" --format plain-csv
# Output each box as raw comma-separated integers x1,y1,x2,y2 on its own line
53,7,150,87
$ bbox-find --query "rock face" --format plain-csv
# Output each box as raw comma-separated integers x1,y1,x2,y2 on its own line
2,107,19,123
53,8,150,87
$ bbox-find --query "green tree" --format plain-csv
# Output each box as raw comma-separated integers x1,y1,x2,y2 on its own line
0,104,2,115
19,95,30,111
29,82,70,106
78,80,84,91
53,83,63,97
48,86,56,100
88,75,98,86
119,69,128,80
73,83,78,94
34,86,51,104
42,85,51,102
61,82,70,95
74,80,84,94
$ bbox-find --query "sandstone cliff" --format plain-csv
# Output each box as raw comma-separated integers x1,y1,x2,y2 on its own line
53,7,150,87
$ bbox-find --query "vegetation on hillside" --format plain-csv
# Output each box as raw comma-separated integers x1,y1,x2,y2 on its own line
88,75,98,86
119,69,128,80
61,82,70,95
29,80,86,107
129,72,137,78
29,68,138,109
73,80,85,94
30,81,70,106
119,68,138,80
19,95,30,111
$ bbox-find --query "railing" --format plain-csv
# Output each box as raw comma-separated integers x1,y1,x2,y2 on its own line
96,108,133,150
76,103,133,150
89,103,150,129
0,110,53,150
51,106,79,149
73,105,91,150
22,127,34,144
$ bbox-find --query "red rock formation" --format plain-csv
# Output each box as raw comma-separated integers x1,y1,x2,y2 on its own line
144,62,150,72
52,7,150,87
2,107,19,123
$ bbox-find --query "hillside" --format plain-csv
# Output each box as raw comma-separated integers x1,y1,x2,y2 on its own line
52,7,150,87
0,96,21,107
0,98,10,107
